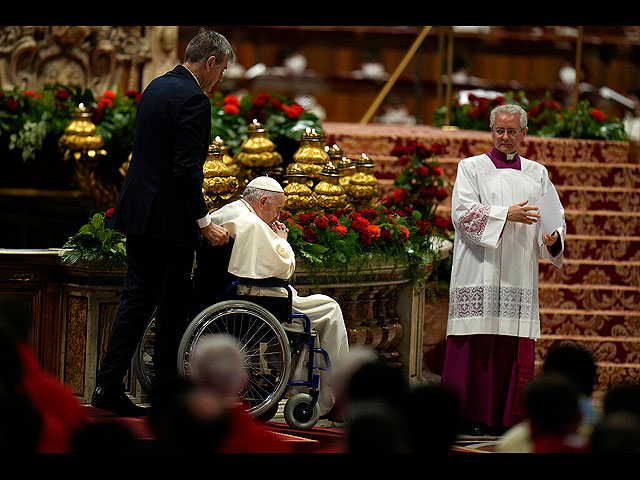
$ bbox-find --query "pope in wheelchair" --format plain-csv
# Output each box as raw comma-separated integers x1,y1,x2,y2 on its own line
187,176,350,428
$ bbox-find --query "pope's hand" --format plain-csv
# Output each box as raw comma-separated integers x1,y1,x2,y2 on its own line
272,221,289,239
201,222,229,245
542,230,559,247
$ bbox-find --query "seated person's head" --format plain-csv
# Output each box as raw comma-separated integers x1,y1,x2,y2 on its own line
524,373,582,439
242,177,285,225
190,334,248,406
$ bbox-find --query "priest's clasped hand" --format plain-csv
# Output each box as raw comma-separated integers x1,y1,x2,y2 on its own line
507,200,540,225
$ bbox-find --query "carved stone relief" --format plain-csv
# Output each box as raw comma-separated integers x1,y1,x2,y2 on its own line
0,26,153,93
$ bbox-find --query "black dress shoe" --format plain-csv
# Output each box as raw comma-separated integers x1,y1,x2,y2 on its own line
91,386,147,417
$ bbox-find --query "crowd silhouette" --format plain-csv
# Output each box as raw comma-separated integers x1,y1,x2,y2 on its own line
2,294,640,454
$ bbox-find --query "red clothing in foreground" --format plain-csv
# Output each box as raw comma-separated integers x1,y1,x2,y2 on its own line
218,403,292,453
17,342,87,453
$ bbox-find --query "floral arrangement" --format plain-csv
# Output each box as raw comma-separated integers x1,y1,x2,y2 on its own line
432,90,627,141
0,84,140,164
210,91,322,154
381,140,453,235
281,205,444,284
60,208,127,268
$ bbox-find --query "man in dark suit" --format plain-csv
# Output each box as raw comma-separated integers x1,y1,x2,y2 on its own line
91,28,232,416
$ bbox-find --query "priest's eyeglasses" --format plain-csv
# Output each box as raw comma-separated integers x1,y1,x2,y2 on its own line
493,127,524,137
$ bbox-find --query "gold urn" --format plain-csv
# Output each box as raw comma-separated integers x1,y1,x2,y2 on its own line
59,103,107,161
338,156,356,189
58,103,116,207
283,163,318,216
234,119,282,173
203,141,239,211
346,153,381,210
292,127,330,183
314,162,347,215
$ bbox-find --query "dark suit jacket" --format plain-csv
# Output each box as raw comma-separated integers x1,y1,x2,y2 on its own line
110,64,211,246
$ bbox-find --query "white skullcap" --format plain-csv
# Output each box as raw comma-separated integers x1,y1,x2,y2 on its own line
246,176,284,193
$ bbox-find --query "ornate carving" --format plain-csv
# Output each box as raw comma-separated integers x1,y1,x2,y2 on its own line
0,26,151,92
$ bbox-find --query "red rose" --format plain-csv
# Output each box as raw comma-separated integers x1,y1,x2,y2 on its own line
590,109,605,122
415,165,429,177
271,99,282,109
332,225,347,236
102,90,116,100
55,89,69,100
23,90,36,98
223,103,239,115
398,225,410,241
366,224,381,240
296,213,316,226
435,187,448,201
432,166,444,176
381,228,392,242
416,219,431,235
224,95,239,106
303,227,319,244
5,97,18,110
326,214,339,226
98,98,113,110
284,104,304,120
314,216,330,230
392,188,408,203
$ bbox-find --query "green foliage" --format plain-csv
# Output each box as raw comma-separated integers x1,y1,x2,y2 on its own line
61,211,127,268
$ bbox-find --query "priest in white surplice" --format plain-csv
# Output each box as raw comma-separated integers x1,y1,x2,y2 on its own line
440,104,566,435
208,177,350,419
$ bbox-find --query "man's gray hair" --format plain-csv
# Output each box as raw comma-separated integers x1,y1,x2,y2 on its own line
490,103,528,130
190,334,247,400
242,186,281,205
184,28,234,65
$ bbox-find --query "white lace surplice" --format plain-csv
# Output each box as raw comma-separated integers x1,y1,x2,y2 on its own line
447,154,565,340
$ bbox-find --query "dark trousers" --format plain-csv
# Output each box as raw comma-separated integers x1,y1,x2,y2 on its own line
96,233,195,393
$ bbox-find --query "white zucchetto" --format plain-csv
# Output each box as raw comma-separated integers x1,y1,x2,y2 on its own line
246,176,284,193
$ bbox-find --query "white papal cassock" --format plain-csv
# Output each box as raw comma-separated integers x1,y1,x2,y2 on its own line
447,153,566,340
209,199,350,416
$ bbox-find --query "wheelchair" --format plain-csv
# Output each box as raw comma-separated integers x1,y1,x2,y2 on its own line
133,239,331,430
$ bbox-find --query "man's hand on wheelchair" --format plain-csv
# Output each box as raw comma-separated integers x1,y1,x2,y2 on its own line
200,222,229,246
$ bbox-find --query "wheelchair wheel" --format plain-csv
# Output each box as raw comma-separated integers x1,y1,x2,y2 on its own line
178,300,292,420
133,310,156,396
284,393,320,430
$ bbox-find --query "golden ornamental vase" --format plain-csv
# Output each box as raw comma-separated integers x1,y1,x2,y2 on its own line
314,162,347,215
346,153,381,210
283,163,317,216
203,142,239,211
58,103,115,207
234,120,283,177
338,156,356,189
292,127,329,184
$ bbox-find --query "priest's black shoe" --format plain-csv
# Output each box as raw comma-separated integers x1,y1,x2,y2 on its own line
91,386,147,417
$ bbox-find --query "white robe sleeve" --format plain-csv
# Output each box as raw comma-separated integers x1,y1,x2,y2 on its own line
538,172,566,268
451,158,509,249
209,202,296,280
